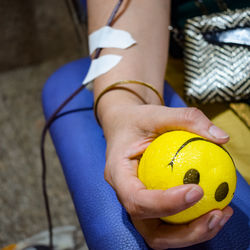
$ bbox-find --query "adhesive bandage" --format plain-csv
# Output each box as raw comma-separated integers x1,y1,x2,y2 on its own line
82,54,122,85
88,26,136,54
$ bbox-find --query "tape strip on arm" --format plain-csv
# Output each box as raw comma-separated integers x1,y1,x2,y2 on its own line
88,26,136,55
82,54,122,85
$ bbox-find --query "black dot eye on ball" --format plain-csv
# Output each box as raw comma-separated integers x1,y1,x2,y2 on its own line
215,182,229,202
183,169,200,184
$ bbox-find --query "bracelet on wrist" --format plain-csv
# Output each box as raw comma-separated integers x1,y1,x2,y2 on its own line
94,80,165,126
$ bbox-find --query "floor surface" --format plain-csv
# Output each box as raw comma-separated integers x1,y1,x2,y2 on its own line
0,0,88,248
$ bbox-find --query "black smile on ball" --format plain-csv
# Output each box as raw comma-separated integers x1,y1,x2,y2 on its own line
167,137,232,170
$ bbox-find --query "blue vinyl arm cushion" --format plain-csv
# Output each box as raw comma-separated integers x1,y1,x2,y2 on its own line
42,57,250,250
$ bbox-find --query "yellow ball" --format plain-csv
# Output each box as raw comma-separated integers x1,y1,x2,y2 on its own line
138,130,237,224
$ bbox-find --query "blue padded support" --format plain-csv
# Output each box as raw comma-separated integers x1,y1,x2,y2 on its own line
42,57,250,250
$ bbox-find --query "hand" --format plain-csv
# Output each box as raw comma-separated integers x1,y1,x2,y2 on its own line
101,104,233,249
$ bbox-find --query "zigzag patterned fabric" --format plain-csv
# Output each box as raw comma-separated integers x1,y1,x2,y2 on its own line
184,7,250,104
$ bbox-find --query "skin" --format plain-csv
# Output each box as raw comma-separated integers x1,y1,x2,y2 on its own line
87,0,233,249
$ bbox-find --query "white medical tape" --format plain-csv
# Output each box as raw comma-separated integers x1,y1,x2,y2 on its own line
88,26,136,55
82,54,122,85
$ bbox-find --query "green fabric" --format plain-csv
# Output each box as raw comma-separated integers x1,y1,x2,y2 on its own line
172,0,250,29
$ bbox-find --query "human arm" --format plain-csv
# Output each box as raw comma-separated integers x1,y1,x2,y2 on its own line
88,0,169,112
87,0,233,248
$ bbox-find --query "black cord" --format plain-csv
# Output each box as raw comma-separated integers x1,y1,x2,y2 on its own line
40,0,124,249
41,84,87,249
94,0,123,58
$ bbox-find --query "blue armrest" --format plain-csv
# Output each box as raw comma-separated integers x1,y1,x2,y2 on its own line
42,57,250,250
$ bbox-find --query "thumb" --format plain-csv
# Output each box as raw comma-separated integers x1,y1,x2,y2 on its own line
125,183,204,219
123,184,203,219
144,106,229,144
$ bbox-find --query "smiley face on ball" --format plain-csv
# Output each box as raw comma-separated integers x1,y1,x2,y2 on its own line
168,137,232,202
183,168,230,202
138,131,237,224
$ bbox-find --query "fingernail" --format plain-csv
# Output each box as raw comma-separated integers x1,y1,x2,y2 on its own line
208,215,221,230
209,125,229,139
220,215,231,227
185,187,203,203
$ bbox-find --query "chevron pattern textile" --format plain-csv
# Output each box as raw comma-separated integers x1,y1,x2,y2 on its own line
184,7,250,104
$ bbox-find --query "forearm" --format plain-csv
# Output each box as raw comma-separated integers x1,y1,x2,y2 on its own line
87,0,170,126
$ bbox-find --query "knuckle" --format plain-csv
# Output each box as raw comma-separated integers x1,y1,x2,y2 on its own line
184,107,204,123
190,225,208,241
124,202,137,217
146,236,168,250
103,169,109,182
125,196,145,218
104,161,117,189
104,165,112,185
125,202,141,218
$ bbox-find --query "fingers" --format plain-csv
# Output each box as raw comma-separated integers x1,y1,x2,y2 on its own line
109,162,203,219
132,206,234,250
141,106,229,144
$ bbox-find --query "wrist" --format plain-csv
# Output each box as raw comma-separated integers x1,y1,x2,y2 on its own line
94,80,165,127
96,90,143,128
